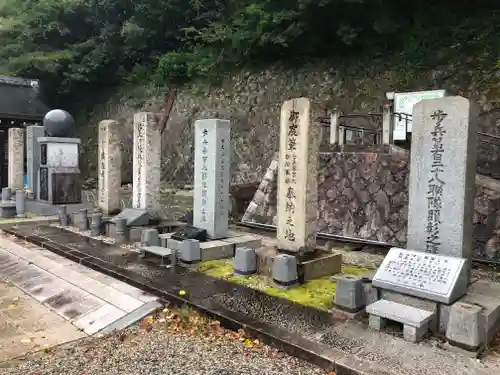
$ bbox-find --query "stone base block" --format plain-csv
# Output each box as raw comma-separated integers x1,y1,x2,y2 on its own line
140,246,176,267
234,247,257,276
0,203,16,218
300,252,342,282
334,275,366,313
446,302,485,352
403,324,429,343
272,254,298,288
200,240,234,261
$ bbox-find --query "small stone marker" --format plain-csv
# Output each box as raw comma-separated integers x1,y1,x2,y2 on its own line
1,187,11,202
141,228,160,247
193,119,231,239
276,98,320,252
334,275,366,313
179,239,201,263
78,209,89,231
90,212,103,236
114,217,128,244
15,190,25,218
26,125,45,195
408,96,478,269
132,113,161,216
372,247,468,304
446,302,485,351
8,128,25,191
233,247,257,276
98,120,122,215
58,205,69,226
272,253,299,287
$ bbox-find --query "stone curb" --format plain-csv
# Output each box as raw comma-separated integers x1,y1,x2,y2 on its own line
4,227,381,375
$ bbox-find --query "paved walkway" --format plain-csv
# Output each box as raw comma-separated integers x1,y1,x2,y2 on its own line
0,233,161,362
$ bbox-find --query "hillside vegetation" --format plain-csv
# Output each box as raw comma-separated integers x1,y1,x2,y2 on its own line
0,0,499,108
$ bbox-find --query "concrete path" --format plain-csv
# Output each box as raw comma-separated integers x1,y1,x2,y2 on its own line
0,233,162,351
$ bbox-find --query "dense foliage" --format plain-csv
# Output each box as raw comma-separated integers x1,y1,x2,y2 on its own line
0,0,498,106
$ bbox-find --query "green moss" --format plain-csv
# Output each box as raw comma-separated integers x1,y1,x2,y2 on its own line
198,260,337,311
341,265,373,276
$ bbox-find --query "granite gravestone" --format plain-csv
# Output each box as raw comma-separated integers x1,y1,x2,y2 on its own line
407,96,478,273
8,127,24,191
132,112,161,216
26,125,45,196
98,120,122,215
276,98,320,252
192,119,231,239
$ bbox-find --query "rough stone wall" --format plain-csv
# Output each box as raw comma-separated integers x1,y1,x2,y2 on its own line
76,61,500,187
244,147,500,262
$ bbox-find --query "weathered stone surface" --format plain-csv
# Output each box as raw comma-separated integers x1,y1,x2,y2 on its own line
8,127,24,190
244,145,500,262
98,120,122,215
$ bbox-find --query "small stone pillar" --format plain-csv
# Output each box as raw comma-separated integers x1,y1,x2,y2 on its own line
140,228,160,247
15,190,26,218
272,254,298,287
1,187,11,202
114,218,128,244
8,128,25,191
382,103,392,145
98,120,122,215
78,208,89,231
233,247,257,276
179,239,201,264
132,113,161,216
90,212,103,236
329,109,339,145
58,205,69,226
26,125,45,196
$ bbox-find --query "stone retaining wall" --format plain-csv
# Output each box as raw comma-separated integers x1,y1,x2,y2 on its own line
244,146,500,261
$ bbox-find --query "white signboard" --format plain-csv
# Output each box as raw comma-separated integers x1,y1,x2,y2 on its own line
372,248,467,304
392,90,446,140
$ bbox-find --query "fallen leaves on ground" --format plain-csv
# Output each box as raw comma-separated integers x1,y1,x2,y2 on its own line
135,305,268,353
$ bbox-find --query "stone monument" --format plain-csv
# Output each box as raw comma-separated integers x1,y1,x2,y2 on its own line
37,109,82,204
98,120,121,215
26,125,45,196
192,119,231,239
8,127,24,191
407,96,478,270
276,97,320,252
132,112,161,216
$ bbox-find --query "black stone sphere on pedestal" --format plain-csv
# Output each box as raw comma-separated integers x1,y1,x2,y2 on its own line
43,109,75,137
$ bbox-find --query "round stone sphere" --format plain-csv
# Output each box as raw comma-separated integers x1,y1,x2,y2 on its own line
43,109,75,137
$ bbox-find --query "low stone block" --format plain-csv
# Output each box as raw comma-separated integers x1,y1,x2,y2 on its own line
78,209,89,231
90,212,103,236
404,325,428,343
368,315,386,330
166,238,182,252
0,202,16,218
234,247,257,276
15,190,26,218
141,229,160,247
301,253,342,282
334,276,365,313
140,246,176,267
446,302,485,351
159,233,173,247
200,240,234,261
179,239,201,264
114,217,129,244
272,254,298,287
1,187,11,202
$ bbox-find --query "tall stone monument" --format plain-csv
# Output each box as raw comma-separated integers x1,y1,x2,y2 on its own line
8,127,25,191
132,112,161,216
26,125,45,195
407,96,478,269
193,119,231,239
276,98,320,252
98,120,122,215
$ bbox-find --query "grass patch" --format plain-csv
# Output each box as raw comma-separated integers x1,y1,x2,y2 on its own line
198,260,374,311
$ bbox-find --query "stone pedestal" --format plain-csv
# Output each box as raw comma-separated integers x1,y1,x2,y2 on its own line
132,113,161,216
26,125,45,196
277,98,320,252
193,119,231,239
408,97,478,272
98,120,122,214
8,128,24,190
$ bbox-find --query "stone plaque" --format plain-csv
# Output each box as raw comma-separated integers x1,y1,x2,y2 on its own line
110,208,149,226
132,113,161,215
372,247,468,304
193,119,231,239
26,125,44,194
277,98,320,252
408,96,477,271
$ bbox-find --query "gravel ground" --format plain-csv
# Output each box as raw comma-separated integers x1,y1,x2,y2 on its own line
0,309,328,375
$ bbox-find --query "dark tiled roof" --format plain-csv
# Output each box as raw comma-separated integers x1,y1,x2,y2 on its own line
0,76,49,120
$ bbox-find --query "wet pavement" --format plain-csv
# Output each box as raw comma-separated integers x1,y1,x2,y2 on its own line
4,223,500,375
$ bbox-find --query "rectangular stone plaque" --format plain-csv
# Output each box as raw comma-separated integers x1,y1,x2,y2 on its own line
408,96,477,271
372,247,468,304
193,119,231,239
110,208,150,226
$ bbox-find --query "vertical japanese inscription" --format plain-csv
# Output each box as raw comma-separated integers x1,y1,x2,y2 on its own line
200,128,209,222
218,136,226,216
283,109,299,242
99,124,106,205
135,122,144,208
426,109,447,253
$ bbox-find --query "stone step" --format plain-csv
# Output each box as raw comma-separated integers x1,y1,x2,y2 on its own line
366,299,435,328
